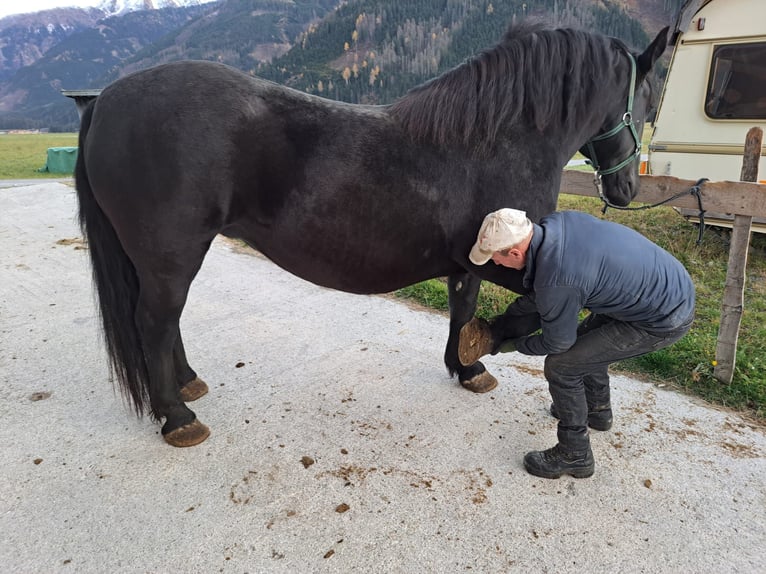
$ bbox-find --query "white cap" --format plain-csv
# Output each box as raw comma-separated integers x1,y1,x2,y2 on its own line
469,208,533,265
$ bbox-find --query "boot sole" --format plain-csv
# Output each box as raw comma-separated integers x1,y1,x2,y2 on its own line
586,420,612,432
523,460,595,479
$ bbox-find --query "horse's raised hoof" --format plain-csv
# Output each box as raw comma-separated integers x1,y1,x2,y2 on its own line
460,371,499,393
163,419,211,447
179,377,209,402
458,317,494,366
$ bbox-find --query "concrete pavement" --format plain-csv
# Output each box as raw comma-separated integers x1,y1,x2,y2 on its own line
1,182,764,573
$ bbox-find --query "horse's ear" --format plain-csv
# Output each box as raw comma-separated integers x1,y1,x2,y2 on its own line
637,26,669,76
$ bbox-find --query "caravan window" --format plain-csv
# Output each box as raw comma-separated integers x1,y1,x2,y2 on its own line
704,42,766,120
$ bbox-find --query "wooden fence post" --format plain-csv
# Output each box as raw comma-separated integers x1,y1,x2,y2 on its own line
713,127,763,384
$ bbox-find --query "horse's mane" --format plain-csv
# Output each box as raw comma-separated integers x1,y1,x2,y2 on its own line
389,22,624,153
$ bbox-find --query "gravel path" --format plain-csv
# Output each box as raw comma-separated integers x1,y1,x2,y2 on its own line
1,182,764,573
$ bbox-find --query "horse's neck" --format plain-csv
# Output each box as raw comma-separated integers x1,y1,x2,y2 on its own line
504,127,580,170
559,108,618,162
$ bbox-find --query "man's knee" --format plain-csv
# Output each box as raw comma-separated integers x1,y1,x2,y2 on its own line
544,353,589,383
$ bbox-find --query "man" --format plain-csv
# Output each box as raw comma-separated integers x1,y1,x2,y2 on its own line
459,208,695,479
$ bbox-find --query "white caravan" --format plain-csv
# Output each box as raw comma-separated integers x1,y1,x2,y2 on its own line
648,0,766,229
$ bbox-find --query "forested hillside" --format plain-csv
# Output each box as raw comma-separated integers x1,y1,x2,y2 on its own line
0,0,683,130
258,0,656,105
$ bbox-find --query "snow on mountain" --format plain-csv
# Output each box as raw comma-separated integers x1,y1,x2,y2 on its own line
98,0,218,17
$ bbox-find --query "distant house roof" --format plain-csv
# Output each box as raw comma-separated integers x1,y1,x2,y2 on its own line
61,89,102,97
61,89,102,118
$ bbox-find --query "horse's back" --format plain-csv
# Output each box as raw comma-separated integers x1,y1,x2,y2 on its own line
87,60,267,157
83,59,381,197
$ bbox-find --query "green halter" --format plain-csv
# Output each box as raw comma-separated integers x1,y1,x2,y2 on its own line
582,52,642,178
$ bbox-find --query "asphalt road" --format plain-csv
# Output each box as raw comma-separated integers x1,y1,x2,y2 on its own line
1,182,764,573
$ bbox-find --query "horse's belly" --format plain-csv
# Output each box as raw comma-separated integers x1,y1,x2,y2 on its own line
227,230,456,295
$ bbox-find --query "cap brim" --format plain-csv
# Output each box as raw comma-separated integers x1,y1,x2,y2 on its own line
469,243,493,265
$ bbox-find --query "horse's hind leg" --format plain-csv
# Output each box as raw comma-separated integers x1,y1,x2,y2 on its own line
174,330,209,402
134,249,211,447
445,273,498,393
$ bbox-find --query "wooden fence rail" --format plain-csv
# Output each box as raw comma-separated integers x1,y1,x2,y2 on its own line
561,172,766,219
559,129,764,384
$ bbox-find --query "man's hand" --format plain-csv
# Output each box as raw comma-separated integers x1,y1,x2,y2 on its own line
495,339,518,354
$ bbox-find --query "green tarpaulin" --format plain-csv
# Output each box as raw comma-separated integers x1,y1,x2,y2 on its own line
38,147,78,174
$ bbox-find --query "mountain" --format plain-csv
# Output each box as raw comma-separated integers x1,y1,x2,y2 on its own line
256,0,659,105
0,3,220,128
0,0,684,131
111,0,341,81
98,0,219,18
0,0,220,81
0,8,104,83
0,0,344,129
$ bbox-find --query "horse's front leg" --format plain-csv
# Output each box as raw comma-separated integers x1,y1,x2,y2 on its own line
445,273,498,393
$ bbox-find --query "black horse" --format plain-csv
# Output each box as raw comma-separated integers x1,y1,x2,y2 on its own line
75,22,668,446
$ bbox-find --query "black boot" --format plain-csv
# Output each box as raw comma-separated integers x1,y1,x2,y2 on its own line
523,443,595,479
550,402,613,431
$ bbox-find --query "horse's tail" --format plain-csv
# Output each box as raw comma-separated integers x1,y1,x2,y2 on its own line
75,101,151,417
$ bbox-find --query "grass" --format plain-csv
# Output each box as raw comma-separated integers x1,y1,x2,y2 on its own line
0,133,78,178
5,134,764,419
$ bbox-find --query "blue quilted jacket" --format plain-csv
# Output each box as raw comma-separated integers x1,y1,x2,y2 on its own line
513,211,695,356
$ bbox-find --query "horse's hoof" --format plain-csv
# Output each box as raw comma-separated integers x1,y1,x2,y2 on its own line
460,371,498,393
179,377,209,402
163,419,211,447
458,317,494,366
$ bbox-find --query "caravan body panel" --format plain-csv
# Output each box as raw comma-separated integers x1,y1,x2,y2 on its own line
649,0,766,185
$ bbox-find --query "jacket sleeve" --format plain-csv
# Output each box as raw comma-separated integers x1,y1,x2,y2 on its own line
515,285,582,356
502,292,539,316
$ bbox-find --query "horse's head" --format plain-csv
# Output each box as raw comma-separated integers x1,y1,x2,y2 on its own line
579,27,669,207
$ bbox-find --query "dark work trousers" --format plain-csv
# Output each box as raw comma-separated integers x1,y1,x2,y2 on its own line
544,311,694,453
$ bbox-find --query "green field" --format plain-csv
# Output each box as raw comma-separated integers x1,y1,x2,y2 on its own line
4,133,764,420
0,133,78,179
